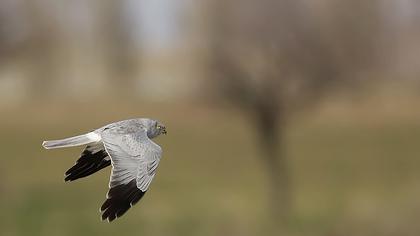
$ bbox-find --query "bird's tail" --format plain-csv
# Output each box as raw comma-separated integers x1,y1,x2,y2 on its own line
42,132,101,149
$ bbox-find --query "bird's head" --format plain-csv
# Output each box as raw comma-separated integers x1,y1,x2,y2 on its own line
146,120,167,138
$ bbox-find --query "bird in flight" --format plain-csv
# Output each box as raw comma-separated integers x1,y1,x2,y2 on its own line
42,118,167,222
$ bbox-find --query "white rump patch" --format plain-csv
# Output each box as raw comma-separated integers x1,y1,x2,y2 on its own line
87,132,101,142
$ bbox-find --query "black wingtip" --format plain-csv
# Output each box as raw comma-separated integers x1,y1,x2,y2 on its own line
64,149,110,182
100,180,146,222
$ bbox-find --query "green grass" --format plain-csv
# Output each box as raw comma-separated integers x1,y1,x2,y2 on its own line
1,100,420,236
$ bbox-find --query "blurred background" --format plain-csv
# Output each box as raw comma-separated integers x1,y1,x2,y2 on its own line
1,0,420,235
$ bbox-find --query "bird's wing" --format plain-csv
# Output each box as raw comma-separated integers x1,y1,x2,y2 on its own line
99,127,162,222
65,143,111,182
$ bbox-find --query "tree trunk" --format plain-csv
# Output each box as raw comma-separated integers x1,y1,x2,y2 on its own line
254,98,291,224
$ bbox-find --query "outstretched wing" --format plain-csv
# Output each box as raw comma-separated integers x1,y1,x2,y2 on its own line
100,127,162,222
65,143,111,182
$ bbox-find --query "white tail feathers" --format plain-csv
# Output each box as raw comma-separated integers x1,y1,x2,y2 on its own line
42,132,101,149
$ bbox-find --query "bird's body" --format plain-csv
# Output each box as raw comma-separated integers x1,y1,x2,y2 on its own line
42,118,167,222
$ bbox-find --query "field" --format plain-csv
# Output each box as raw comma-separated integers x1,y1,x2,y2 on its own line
1,95,420,236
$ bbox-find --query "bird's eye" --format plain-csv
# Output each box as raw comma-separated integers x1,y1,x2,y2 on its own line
156,125,161,130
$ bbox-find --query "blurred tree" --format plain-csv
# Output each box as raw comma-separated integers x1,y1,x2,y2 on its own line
24,0,59,97
101,0,140,93
0,0,58,97
206,0,383,222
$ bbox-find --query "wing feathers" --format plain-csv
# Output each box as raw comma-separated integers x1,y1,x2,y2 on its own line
65,144,111,182
99,127,162,221
100,180,146,222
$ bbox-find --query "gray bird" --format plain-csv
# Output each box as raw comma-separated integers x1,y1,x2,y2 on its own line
42,118,167,222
